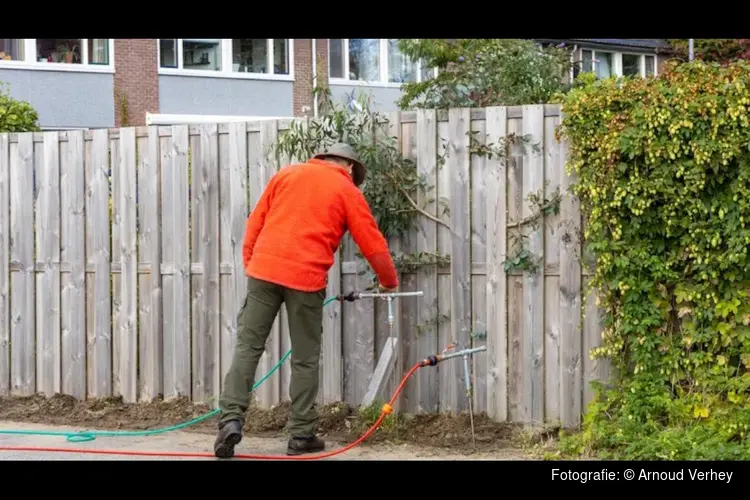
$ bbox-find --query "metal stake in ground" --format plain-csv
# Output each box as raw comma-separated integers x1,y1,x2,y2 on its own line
462,351,476,450
419,345,486,450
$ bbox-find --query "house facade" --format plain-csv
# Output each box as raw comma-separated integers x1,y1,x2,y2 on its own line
0,38,671,130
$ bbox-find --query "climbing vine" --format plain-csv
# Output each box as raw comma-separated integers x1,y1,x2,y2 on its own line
466,129,562,274
555,61,750,459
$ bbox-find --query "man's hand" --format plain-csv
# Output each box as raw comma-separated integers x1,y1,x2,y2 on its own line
378,283,398,293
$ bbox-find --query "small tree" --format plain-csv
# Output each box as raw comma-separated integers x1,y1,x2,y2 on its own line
667,39,750,64
272,85,450,285
396,39,573,110
0,82,40,132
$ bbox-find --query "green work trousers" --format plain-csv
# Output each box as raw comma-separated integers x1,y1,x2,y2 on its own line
218,276,326,437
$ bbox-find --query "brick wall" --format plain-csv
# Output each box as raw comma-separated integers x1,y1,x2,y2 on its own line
113,39,159,127
292,39,329,117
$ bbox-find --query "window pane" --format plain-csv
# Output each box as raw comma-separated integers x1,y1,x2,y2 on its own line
622,53,640,77
348,39,380,82
387,39,417,83
88,39,109,65
595,51,612,78
645,55,655,76
183,39,221,71
232,39,267,73
419,60,434,82
329,39,344,78
37,39,82,64
273,39,288,75
581,50,593,73
160,39,178,68
0,39,24,61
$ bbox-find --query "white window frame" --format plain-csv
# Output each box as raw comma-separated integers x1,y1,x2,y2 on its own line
157,39,294,81
0,39,115,73
327,39,438,88
576,47,658,79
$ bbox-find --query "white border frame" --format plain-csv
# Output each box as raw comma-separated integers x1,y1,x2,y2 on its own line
0,39,115,73
327,39,438,88
157,39,295,81
578,47,658,79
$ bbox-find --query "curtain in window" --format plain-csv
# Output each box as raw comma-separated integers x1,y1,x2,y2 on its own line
596,52,612,78
0,39,24,60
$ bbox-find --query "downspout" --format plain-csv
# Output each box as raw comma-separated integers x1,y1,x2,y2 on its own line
569,44,578,82
312,39,319,118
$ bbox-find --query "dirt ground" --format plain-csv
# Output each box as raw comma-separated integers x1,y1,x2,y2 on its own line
0,394,546,458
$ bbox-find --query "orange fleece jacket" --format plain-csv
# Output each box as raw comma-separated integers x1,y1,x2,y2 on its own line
242,158,399,292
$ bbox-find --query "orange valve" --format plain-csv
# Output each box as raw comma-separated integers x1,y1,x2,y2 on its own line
381,404,393,415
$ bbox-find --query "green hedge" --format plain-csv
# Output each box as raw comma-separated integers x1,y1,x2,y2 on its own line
556,62,750,459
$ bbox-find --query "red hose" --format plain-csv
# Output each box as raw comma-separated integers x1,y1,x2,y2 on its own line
0,363,423,460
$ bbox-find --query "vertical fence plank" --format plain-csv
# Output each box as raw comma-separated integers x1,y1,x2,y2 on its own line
447,108,471,412
191,124,221,404
36,132,61,396
137,127,163,401
558,111,583,428
255,120,281,407
414,108,439,413
522,105,545,425
10,133,35,396
61,131,86,399
342,236,375,406
506,116,525,421
110,135,121,396
162,125,191,398
320,117,343,406
340,205,370,405
378,110,403,407
206,124,221,402
320,114,347,404
544,280,560,422
118,127,138,403
485,106,508,421
543,114,562,424
470,117,488,414
278,121,307,403
220,122,248,393
189,131,203,402
321,249,342,403
86,129,111,397
0,134,9,396
397,119,420,412
273,132,291,404
436,117,453,411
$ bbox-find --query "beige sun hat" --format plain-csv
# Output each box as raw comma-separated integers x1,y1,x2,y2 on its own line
312,142,366,187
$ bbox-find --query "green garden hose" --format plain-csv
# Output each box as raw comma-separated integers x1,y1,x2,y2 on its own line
0,295,340,443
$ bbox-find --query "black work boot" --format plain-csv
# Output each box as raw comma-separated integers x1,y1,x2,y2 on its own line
287,435,325,456
214,419,243,458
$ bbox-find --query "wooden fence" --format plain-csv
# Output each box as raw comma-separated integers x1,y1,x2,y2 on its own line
0,104,608,428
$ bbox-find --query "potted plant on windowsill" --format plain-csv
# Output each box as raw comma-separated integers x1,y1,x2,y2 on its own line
58,42,79,63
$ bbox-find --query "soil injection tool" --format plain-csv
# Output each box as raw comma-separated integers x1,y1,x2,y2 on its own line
0,289,487,460
431,341,483,449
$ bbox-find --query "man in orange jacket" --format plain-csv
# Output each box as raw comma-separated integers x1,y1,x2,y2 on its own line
214,142,399,458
